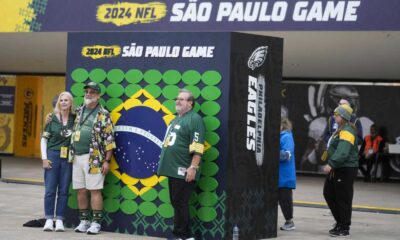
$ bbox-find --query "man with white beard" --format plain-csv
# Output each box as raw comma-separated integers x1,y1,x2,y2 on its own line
69,81,115,235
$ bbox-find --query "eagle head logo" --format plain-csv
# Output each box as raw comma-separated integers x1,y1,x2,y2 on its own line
248,46,268,70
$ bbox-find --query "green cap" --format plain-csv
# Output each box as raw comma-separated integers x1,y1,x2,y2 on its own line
84,81,100,93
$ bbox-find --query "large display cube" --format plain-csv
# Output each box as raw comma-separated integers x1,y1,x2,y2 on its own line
65,32,283,239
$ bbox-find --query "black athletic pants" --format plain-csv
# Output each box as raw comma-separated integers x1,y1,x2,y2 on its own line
323,167,357,230
278,188,294,221
168,177,195,239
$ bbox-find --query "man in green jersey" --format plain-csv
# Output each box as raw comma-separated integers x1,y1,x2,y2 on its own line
158,89,205,240
70,82,116,235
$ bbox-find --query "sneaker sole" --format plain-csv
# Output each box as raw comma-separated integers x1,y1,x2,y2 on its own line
329,233,350,237
280,227,296,231
87,231,100,235
75,229,88,233
55,229,65,232
43,228,53,232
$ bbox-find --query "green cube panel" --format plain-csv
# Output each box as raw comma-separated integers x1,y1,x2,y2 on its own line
121,186,137,200
144,69,162,84
202,70,222,86
198,192,218,207
120,200,138,214
201,162,219,177
201,101,221,116
201,86,222,101
104,199,120,213
89,68,107,83
71,68,89,83
163,70,181,85
197,207,217,222
107,69,125,83
182,70,201,85
139,202,158,216
125,69,143,84
162,85,180,100
158,203,174,218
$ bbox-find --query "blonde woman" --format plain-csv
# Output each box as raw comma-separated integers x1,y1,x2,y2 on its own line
41,92,75,232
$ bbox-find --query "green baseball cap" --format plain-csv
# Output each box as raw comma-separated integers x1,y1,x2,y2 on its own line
84,81,100,93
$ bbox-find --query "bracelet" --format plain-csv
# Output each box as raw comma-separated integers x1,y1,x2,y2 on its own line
189,165,199,170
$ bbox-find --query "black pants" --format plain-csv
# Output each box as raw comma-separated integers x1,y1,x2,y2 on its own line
323,167,357,230
278,188,293,221
359,155,375,180
360,154,391,181
168,177,195,239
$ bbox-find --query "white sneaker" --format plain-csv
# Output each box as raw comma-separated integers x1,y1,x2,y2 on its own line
86,222,101,234
43,219,54,231
74,220,90,233
55,219,65,232
280,220,296,231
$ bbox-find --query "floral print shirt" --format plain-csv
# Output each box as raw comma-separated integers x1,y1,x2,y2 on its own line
69,104,116,174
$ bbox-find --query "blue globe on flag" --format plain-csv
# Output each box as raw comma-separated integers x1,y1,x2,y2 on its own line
114,106,167,179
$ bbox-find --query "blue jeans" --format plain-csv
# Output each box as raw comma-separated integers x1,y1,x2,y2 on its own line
44,149,72,220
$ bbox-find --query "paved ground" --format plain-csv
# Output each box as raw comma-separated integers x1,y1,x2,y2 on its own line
1,156,399,239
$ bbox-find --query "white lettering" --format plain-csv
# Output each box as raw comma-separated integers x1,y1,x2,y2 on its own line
216,2,232,21
144,46,180,58
293,1,360,22
122,43,143,57
344,1,360,21
218,1,288,22
182,46,214,58
170,0,212,22
306,1,323,21
170,3,185,22
271,1,287,21
246,75,258,151
293,1,308,21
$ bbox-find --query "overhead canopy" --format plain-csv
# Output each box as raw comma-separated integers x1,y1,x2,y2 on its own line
1,31,399,80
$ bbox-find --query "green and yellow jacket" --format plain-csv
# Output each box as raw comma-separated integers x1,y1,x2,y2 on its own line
327,123,359,169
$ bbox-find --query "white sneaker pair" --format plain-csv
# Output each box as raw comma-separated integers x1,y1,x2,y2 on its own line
43,219,64,232
74,220,101,234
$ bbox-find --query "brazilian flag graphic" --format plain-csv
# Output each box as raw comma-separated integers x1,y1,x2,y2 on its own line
67,67,225,239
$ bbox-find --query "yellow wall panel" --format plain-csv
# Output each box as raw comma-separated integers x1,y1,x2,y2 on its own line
14,76,43,157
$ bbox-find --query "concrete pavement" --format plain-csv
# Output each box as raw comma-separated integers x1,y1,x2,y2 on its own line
1,156,399,239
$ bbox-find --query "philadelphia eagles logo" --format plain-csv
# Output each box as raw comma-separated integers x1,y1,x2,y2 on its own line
248,46,268,70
